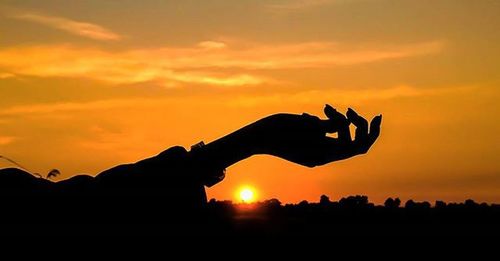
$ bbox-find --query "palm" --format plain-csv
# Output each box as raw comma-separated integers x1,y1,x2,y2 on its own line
249,105,382,167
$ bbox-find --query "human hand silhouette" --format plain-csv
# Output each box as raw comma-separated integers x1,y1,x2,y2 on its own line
192,104,382,177
245,104,382,167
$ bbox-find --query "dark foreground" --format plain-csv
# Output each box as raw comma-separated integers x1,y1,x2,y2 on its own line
1,195,499,237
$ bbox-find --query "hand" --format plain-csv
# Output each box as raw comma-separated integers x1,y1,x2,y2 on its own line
247,104,382,167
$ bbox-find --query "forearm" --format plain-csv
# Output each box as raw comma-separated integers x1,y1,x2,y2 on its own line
190,124,262,170
189,113,294,170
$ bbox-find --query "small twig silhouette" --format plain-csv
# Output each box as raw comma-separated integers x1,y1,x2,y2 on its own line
0,155,56,179
0,155,29,171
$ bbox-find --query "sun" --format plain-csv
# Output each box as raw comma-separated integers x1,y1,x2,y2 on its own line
238,186,256,203
240,189,254,202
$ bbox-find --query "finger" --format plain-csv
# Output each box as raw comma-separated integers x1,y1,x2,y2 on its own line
320,119,351,141
346,108,368,142
324,104,340,120
368,114,382,145
337,120,351,143
322,104,342,132
321,120,352,141
352,114,382,155
323,104,351,142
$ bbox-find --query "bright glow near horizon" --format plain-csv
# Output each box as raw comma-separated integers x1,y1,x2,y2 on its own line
238,187,256,203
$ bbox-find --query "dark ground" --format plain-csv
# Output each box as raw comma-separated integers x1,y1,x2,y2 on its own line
1,168,498,237
1,194,498,237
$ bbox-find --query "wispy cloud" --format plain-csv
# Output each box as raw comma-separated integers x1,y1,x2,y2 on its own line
197,41,227,49
0,85,473,117
0,99,144,116
0,72,15,79
267,0,367,13
0,136,16,145
268,0,336,11
226,85,476,107
0,40,443,87
12,13,121,41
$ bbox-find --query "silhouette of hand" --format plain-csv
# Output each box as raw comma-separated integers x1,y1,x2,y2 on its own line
249,105,382,167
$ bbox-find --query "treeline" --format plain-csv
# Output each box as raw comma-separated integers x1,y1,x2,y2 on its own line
205,195,500,226
209,194,500,210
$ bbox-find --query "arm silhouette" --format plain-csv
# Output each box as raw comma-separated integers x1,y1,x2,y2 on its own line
93,104,381,189
190,104,382,172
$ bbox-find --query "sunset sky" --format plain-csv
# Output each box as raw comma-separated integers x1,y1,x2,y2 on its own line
0,0,499,203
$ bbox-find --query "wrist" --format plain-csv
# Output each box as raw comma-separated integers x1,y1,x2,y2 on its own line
188,141,226,187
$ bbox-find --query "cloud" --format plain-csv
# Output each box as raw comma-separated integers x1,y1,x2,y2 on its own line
0,85,473,117
0,136,16,145
197,41,227,49
267,0,368,13
12,13,121,41
0,99,158,116
226,85,477,107
0,40,443,87
0,72,15,79
268,0,336,11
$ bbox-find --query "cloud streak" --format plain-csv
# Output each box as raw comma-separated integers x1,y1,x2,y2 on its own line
267,0,368,13
0,85,471,117
12,13,121,41
268,0,336,11
226,85,476,107
0,72,15,79
0,99,146,116
0,40,443,87
0,136,16,145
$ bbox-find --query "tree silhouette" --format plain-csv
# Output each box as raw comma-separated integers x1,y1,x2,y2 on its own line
46,169,61,179
320,194,331,205
384,197,401,208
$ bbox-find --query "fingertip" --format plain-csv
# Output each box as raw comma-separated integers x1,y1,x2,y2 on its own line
369,116,381,138
324,104,347,123
324,104,336,111
346,108,356,119
371,115,382,126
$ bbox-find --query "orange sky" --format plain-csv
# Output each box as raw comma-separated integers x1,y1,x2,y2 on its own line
0,0,499,203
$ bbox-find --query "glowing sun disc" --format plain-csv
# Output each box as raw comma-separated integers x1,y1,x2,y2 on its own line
238,187,256,203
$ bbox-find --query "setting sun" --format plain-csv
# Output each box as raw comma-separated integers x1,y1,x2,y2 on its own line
238,187,257,203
